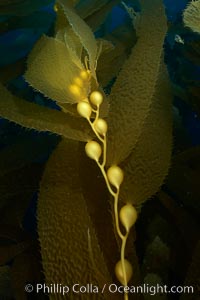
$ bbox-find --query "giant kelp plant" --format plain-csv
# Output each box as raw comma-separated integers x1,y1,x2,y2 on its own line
0,0,199,299
0,0,172,298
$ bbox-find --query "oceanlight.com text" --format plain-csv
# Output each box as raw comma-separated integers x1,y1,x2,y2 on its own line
25,283,194,296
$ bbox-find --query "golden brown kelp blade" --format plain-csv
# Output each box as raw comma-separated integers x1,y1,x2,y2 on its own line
38,139,113,300
106,0,167,165
183,0,200,34
56,0,121,33
25,36,85,105
0,0,53,15
25,32,109,116
56,28,83,70
97,23,136,87
96,39,121,87
120,63,172,207
58,0,98,78
0,83,92,141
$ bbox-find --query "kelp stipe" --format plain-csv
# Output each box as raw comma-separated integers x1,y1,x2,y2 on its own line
76,89,138,298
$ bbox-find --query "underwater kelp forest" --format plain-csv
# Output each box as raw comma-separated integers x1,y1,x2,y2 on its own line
0,0,200,299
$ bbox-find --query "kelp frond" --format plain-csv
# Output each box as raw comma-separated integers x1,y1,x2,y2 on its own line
0,1,173,298
25,36,91,105
58,0,98,79
25,2,104,110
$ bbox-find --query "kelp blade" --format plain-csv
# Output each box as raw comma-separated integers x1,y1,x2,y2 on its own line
120,63,172,207
0,83,92,141
106,0,167,165
37,139,112,299
25,35,83,105
58,0,98,79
